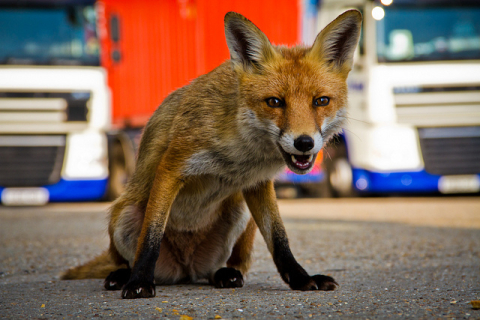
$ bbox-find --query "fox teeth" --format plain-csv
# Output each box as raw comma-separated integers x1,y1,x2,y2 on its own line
291,154,314,163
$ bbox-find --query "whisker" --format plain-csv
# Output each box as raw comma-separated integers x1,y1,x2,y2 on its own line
343,116,368,124
341,128,362,142
323,148,332,161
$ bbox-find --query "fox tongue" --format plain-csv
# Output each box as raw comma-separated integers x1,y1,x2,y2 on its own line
291,154,313,170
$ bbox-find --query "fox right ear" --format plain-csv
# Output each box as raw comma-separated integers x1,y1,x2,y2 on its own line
224,12,276,73
308,10,362,74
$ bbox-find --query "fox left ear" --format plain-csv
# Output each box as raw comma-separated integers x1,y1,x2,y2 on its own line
308,10,362,73
224,12,277,73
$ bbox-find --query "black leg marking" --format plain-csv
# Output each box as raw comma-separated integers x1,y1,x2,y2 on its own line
104,268,131,291
273,231,338,291
213,267,244,288
121,228,161,299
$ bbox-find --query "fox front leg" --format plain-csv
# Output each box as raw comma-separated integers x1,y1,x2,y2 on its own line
121,163,184,299
243,180,337,291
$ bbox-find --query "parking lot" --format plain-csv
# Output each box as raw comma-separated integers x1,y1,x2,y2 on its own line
1,197,479,319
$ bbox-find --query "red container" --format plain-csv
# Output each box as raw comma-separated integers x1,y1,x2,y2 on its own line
98,0,300,128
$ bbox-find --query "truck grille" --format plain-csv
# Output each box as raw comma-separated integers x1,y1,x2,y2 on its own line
0,91,91,123
0,135,66,187
394,85,480,127
418,127,480,175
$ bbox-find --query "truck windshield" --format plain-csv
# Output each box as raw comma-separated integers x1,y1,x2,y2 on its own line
0,5,99,66
376,6,480,62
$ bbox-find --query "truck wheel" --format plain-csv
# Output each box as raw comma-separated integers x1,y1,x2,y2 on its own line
323,142,356,197
329,157,355,197
106,142,127,200
275,185,301,199
106,133,135,201
301,182,331,198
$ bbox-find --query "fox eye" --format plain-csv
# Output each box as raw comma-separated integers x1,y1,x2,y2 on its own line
265,97,285,108
314,96,330,107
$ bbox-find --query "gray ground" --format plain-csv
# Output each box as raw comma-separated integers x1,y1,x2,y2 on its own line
1,197,479,319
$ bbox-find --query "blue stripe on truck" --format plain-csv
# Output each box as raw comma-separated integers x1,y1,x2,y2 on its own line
351,168,480,194
352,168,440,193
46,178,108,201
0,178,108,203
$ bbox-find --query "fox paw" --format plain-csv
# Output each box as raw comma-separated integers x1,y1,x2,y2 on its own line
311,274,338,291
213,268,244,288
104,268,131,291
288,273,338,291
121,280,156,299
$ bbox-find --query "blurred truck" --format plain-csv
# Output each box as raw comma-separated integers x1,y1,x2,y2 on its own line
0,0,307,205
0,0,111,205
318,0,480,196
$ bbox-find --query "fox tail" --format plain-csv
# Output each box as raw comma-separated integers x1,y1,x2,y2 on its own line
60,251,126,280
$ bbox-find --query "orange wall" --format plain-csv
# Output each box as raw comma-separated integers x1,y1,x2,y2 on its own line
99,0,300,127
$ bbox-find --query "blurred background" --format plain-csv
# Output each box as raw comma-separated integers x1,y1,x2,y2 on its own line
0,0,479,205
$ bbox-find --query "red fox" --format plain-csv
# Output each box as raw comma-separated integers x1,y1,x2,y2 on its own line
61,10,362,299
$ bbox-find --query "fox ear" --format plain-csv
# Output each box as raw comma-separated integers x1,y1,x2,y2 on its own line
224,12,276,73
308,10,362,73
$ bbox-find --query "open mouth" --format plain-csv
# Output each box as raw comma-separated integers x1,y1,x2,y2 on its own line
279,147,317,174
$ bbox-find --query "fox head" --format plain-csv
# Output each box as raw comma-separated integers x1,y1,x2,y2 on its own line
224,10,362,174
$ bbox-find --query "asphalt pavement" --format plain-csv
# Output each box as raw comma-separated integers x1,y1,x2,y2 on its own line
1,197,479,319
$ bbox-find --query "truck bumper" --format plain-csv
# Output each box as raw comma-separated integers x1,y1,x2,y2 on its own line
352,168,480,194
1,178,108,205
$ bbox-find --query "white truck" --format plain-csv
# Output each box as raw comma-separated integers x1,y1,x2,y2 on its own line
318,0,480,196
0,0,130,205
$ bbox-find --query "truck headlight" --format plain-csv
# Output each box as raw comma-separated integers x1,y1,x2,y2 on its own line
367,125,423,171
63,131,108,179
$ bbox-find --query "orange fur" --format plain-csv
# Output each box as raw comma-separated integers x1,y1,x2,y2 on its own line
61,251,127,280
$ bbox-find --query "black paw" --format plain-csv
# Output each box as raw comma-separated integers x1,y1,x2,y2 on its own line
104,268,131,291
311,274,338,291
121,279,156,299
213,268,244,288
287,273,338,291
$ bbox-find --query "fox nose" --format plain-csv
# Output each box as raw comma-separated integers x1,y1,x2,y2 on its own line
294,135,314,152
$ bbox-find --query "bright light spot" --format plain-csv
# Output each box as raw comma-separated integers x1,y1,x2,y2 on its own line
401,174,413,186
381,0,393,5
356,178,368,191
372,6,385,21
